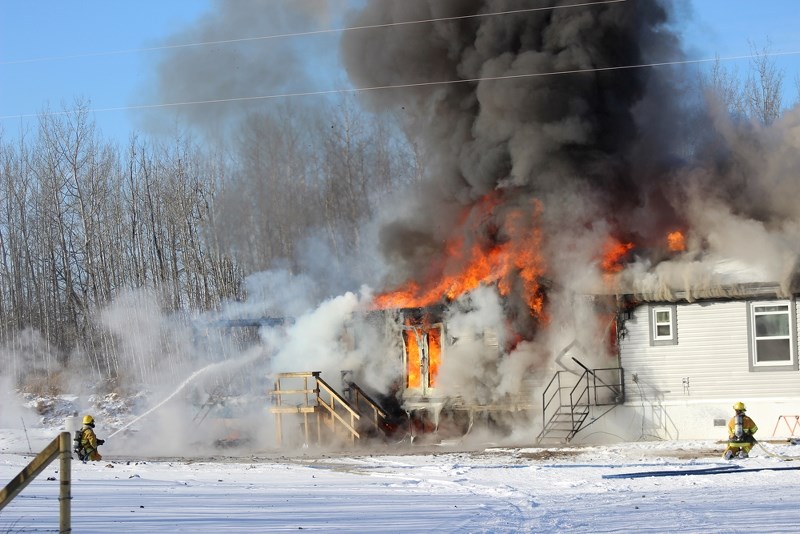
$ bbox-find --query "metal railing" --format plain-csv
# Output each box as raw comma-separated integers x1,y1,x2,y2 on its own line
590,367,625,406
539,369,590,442
538,361,624,443
540,370,567,438
0,432,72,533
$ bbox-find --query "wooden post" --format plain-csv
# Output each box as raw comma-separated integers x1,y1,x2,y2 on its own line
274,377,283,447
316,408,322,444
275,414,283,447
0,432,71,533
59,431,71,533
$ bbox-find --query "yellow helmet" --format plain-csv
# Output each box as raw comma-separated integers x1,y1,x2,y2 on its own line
733,402,746,412
82,415,95,425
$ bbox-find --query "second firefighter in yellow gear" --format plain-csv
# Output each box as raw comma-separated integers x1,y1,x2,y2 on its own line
723,402,757,460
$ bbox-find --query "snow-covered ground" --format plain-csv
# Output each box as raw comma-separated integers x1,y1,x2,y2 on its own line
2,422,800,533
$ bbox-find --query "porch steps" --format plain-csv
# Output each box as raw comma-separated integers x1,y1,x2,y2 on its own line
536,360,623,444
537,405,590,444
269,371,394,448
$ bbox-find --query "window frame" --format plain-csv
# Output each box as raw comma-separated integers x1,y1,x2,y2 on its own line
649,304,677,346
747,299,798,372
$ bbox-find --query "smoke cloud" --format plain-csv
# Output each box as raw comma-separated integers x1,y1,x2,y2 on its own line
342,0,687,295
141,0,347,137
341,0,800,306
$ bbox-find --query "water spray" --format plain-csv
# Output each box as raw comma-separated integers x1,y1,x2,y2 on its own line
107,350,264,439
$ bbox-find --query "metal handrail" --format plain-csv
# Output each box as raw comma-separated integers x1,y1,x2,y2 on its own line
591,367,625,405
569,371,590,430
539,370,577,441
541,370,562,423
539,365,624,443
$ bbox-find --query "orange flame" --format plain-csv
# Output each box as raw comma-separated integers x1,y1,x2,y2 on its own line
374,194,546,317
667,230,686,252
402,327,422,389
428,327,441,388
401,322,442,389
600,237,634,273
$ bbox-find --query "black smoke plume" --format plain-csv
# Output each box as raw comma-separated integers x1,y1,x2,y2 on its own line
341,0,690,323
342,0,800,313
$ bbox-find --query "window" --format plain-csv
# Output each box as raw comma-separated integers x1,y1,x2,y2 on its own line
749,301,796,370
649,305,677,346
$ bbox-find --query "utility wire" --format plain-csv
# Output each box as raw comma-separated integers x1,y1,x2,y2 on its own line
0,0,627,66
3,48,800,121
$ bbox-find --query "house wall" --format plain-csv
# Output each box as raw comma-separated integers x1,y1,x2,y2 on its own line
604,300,800,441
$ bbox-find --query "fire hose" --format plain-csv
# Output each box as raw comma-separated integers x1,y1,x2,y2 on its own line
753,437,798,461
602,464,800,479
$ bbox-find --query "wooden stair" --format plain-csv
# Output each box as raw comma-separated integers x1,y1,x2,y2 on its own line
269,371,392,448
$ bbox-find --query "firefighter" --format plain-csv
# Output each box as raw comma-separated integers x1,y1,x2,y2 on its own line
723,402,757,459
74,414,105,462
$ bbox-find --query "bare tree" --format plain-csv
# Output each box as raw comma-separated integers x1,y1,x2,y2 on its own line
795,73,800,107
226,104,318,274
744,41,785,125
0,90,428,390
704,56,746,118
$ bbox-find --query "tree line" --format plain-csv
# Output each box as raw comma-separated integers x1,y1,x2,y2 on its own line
0,98,419,387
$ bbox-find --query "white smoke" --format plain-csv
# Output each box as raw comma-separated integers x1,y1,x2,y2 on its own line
621,105,800,300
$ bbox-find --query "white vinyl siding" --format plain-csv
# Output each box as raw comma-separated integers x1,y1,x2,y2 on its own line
621,300,800,404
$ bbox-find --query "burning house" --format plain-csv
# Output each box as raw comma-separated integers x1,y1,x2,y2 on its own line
266,203,633,448
209,0,800,448
333,0,800,444
366,304,535,440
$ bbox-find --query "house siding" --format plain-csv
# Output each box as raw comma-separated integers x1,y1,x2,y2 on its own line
590,298,800,441
620,300,800,402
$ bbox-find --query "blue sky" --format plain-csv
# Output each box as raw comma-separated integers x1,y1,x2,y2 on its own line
2,0,799,144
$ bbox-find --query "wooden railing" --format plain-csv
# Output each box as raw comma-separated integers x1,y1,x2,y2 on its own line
316,376,361,444
346,380,390,436
269,371,364,447
0,432,72,533
270,372,321,446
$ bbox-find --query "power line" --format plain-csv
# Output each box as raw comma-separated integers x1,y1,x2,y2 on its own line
0,0,627,66
4,49,799,122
